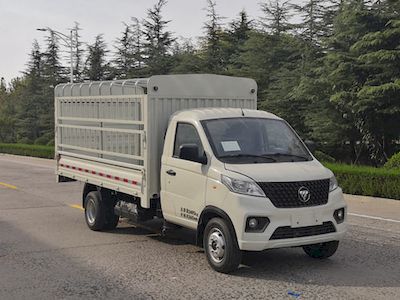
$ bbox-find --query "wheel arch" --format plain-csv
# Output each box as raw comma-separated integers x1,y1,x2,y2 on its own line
196,206,238,247
82,183,100,207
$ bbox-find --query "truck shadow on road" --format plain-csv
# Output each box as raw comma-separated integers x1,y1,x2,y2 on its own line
238,234,400,288
131,225,400,288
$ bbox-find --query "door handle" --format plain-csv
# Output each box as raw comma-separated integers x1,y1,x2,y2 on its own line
166,169,176,176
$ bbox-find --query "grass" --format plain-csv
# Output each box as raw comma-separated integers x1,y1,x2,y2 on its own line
324,162,400,200
0,143,54,159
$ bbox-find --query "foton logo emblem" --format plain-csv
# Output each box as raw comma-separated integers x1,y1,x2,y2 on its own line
298,186,311,202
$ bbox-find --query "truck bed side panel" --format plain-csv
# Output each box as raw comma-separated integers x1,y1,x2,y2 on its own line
55,80,148,202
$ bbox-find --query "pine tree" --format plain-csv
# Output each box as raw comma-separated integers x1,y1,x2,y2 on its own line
348,2,400,161
42,31,65,84
84,34,110,81
171,38,204,73
142,0,175,75
260,0,293,35
225,10,253,71
72,22,84,82
17,39,56,144
324,0,398,163
229,10,252,44
294,0,329,44
114,23,134,78
202,0,225,72
130,17,145,76
0,78,17,143
0,77,6,94
24,40,43,79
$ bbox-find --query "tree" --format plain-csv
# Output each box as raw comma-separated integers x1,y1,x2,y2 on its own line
84,34,110,81
1,0,398,165
346,2,400,161
225,10,253,71
294,0,330,44
202,0,225,72
171,38,204,73
0,77,6,94
0,78,17,143
42,31,65,84
142,0,175,75
130,17,145,76
13,39,55,144
114,18,145,78
260,0,293,35
114,22,134,78
72,22,84,82
229,10,253,44
322,0,400,163
24,40,43,79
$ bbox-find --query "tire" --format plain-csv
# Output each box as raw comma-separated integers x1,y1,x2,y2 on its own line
302,241,339,259
104,208,119,230
203,217,242,273
84,191,119,231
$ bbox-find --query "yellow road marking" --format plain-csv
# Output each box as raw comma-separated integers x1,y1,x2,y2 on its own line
69,204,84,211
0,182,17,190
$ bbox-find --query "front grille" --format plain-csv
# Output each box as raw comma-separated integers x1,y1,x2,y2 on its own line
257,179,329,208
270,221,336,240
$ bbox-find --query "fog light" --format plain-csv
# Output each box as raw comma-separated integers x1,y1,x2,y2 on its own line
334,208,345,224
248,218,258,228
245,217,270,232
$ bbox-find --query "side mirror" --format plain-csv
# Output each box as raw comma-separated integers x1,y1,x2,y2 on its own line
179,144,207,164
304,140,316,154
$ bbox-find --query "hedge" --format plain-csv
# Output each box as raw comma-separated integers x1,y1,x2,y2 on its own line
324,162,400,200
385,152,400,169
0,143,54,159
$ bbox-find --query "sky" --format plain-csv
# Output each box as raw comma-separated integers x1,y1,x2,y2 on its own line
0,0,303,82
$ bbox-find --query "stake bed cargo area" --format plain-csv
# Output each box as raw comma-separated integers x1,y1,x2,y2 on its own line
55,74,257,208
55,74,346,273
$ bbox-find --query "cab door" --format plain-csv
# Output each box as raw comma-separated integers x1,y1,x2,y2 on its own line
161,122,208,229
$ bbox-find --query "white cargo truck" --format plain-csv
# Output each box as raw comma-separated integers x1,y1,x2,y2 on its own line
55,74,346,273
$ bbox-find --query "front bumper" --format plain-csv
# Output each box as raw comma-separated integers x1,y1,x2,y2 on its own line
223,187,347,251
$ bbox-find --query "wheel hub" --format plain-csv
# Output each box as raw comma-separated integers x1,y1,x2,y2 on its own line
86,198,96,225
208,228,226,263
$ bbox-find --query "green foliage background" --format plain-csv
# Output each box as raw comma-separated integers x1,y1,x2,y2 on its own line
0,0,399,166
325,162,400,200
0,144,54,159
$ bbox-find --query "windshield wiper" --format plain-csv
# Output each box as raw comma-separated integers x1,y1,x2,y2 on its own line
266,153,309,161
219,154,277,162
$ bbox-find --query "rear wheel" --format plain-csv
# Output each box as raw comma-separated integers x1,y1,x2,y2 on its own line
203,217,242,273
84,191,119,231
302,241,339,259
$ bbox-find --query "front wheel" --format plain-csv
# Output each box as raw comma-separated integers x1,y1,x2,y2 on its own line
302,241,339,259
203,217,242,273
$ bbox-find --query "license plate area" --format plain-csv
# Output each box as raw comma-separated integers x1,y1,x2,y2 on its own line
291,211,323,228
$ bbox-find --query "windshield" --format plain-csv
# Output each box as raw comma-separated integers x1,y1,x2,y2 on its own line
201,117,312,164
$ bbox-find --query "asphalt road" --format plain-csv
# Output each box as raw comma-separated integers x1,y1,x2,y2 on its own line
0,154,399,299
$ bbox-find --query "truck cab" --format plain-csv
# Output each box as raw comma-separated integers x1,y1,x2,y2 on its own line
160,108,346,272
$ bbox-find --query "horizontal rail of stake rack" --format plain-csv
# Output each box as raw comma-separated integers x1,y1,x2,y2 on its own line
55,79,149,171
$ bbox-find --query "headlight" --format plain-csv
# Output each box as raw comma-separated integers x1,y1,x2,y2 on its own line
329,176,338,192
221,175,265,197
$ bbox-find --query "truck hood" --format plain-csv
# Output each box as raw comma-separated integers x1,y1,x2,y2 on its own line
224,160,332,182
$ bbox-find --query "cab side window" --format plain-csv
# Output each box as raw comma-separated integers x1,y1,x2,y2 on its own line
173,123,204,159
